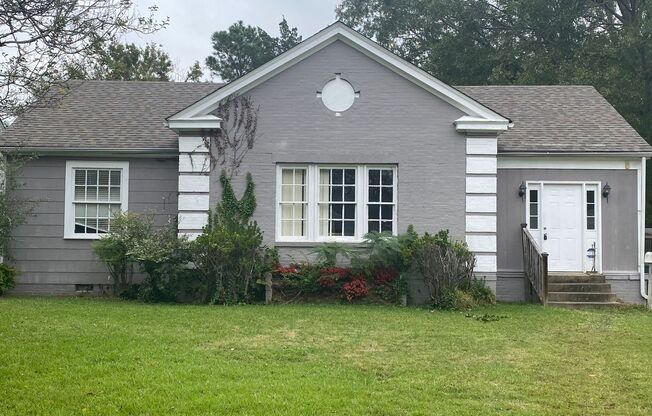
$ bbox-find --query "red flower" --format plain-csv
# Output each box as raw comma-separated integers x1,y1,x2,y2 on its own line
319,267,350,280
276,265,299,276
342,277,369,302
374,268,398,285
318,276,337,289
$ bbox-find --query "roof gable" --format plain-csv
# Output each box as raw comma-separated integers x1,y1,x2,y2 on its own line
168,22,509,133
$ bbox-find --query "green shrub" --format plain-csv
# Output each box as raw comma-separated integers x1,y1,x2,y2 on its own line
0,263,18,295
436,289,476,311
93,212,193,302
0,153,36,260
467,279,496,306
410,229,476,305
92,212,151,296
192,210,275,304
191,171,276,304
311,243,355,267
128,219,191,303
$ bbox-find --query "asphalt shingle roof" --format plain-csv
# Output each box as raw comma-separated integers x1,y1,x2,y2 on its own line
0,80,222,151
1,80,649,154
456,85,651,153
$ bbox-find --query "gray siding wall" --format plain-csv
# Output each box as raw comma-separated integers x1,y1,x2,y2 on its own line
496,167,640,302
209,40,467,261
10,156,178,294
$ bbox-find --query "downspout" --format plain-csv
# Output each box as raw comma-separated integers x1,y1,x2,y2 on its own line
640,157,648,301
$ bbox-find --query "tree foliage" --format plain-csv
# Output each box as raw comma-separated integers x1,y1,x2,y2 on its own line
206,17,302,82
184,61,204,82
0,0,167,122
67,42,173,81
336,0,652,222
0,153,36,260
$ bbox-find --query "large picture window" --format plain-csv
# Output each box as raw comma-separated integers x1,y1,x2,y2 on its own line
276,164,397,242
64,161,129,239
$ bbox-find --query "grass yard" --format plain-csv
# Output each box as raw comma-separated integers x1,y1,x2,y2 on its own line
1,298,652,415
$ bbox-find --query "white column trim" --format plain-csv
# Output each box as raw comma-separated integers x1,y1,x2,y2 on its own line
466,136,498,275
177,136,211,235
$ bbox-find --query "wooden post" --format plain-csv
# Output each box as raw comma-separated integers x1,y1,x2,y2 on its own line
265,272,272,304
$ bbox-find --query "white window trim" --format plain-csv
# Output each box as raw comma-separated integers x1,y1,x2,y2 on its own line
275,164,397,243
64,160,129,240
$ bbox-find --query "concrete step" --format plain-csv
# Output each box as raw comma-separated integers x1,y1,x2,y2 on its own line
548,283,612,293
547,301,621,309
548,273,606,284
547,292,617,303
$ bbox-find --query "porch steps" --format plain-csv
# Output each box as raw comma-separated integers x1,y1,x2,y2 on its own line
546,273,621,309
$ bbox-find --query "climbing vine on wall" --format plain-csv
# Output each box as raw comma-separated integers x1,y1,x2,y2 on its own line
216,169,256,223
202,94,260,179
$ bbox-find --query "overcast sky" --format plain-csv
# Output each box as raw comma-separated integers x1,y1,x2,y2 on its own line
125,0,340,81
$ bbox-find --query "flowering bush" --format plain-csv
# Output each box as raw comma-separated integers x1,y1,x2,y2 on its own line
317,275,337,289
342,275,369,302
374,268,398,285
276,264,300,277
319,267,349,280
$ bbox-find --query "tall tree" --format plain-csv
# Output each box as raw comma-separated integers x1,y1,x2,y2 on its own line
184,61,204,82
0,0,167,122
206,18,302,82
336,0,652,221
68,42,173,81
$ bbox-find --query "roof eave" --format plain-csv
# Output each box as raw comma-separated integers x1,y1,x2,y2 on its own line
498,151,652,158
454,116,510,133
166,115,221,132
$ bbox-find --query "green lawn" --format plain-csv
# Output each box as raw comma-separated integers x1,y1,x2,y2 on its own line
1,298,651,415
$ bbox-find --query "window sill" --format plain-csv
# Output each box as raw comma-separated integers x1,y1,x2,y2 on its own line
64,234,105,240
274,240,368,248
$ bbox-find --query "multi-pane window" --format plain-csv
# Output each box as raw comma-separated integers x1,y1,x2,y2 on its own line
367,168,394,233
276,165,397,241
586,190,596,230
65,161,128,238
529,189,539,229
319,168,356,237
280,168,307,237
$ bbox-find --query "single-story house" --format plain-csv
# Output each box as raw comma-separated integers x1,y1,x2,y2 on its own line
2,22,651,305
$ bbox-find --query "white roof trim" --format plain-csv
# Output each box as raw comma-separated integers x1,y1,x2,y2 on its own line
167,115,221,131
454,116,509,133
169,22,509,126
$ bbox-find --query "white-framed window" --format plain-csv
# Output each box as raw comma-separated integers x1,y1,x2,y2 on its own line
586,189,596,230
276,164,397,242
528,188,539,230
64,161,129,239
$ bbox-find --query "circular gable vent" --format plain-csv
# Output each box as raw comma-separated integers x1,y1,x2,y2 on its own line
320,74,356,113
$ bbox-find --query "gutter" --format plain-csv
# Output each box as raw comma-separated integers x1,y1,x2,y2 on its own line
641,157,649,301
0,147,178,158
498,151,652,157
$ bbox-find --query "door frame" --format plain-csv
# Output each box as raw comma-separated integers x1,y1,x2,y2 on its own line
525,181,602,273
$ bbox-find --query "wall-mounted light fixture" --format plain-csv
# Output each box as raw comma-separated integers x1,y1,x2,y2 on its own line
602,182,611,201
518,182,527,198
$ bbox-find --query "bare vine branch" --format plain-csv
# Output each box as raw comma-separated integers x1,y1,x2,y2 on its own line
201,94,260,178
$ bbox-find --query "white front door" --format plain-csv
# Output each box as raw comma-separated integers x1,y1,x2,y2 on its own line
542,184,583,271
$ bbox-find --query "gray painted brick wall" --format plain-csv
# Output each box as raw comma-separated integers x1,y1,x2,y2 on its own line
209,40,468,252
